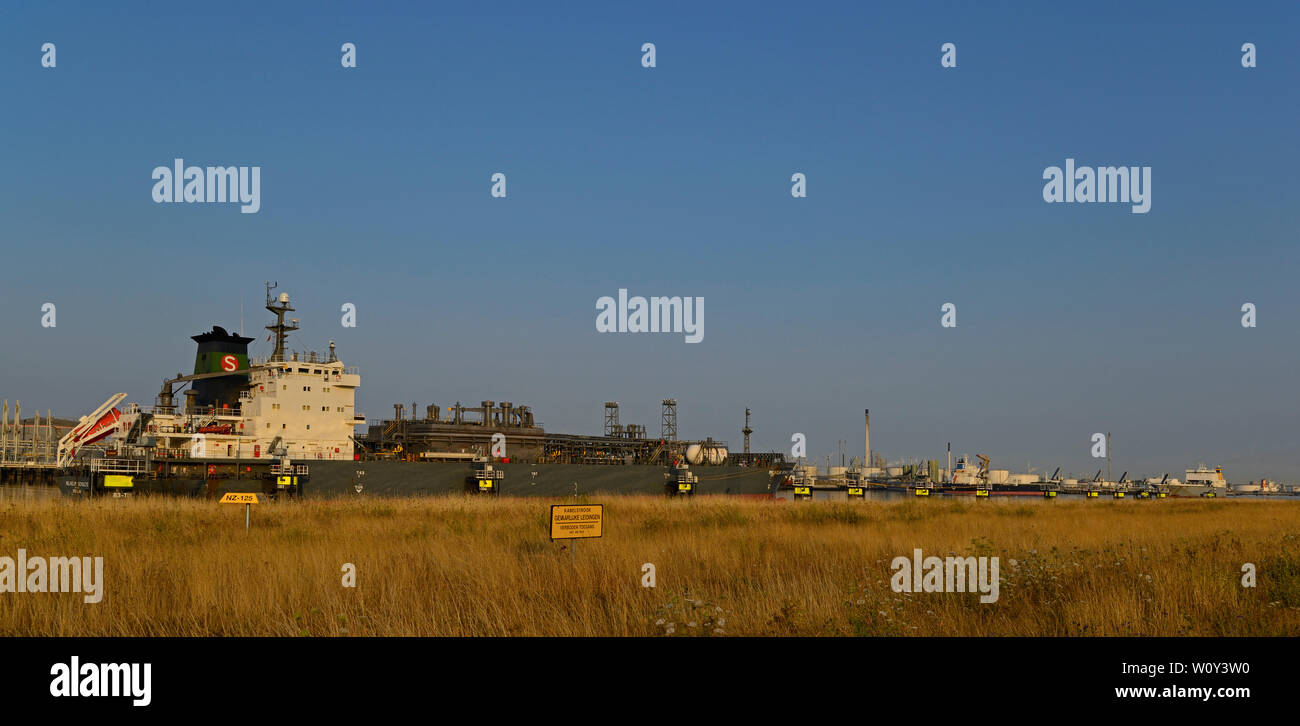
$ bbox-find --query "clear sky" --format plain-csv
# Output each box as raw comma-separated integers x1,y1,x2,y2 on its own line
1,1,1296,482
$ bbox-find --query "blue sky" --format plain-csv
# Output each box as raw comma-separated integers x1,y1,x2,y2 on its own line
1,1,1296,481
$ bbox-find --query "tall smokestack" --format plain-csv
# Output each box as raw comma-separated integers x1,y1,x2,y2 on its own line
190,325,253,408
864,409,870,470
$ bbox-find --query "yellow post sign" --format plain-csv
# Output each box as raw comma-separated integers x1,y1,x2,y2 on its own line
550,504,603,540
219,492,261,504
220,492,261,533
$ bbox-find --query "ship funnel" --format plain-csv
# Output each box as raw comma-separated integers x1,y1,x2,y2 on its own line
190,325,254,408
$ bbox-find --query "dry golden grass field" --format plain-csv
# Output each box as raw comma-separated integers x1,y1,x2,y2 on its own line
1,495,1298,636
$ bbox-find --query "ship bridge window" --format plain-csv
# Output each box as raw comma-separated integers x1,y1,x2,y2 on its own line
298,368,309,373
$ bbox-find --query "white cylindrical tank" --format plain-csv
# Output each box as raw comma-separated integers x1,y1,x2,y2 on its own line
989,470,1010,484
887,467,904,477
829,466,848,477
685,444,729,465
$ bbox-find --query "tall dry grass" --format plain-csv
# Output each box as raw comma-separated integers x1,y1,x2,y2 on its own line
1,495,1298,636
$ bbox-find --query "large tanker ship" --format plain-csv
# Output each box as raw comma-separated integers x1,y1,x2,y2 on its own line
55,286,782,498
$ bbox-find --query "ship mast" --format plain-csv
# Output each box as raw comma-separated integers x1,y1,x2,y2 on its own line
265,281,298,363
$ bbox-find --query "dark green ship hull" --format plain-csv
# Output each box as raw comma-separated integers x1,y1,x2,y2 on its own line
308,461,778,497
56,460,778,498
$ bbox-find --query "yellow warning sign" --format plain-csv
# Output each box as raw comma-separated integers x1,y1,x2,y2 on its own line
219,492,261,504
550,504,603,540
103,475,134,488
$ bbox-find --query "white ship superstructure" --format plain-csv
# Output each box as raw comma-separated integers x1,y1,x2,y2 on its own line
108,287,364,462
237,353,362,459
1167,466,1228,497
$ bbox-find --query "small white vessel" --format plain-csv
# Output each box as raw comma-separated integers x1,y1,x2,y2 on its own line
1231,479,1279,494
1168,466,1228,497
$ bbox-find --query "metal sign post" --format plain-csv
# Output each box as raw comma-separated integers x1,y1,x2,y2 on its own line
220,492,261,532
550,504,603,565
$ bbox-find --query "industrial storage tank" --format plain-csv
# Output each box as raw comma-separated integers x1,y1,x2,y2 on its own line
988,470,1010,484
684,444,729,466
